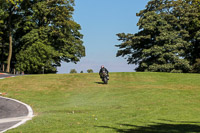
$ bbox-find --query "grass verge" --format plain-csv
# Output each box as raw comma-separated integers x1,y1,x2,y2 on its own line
1,72,200,133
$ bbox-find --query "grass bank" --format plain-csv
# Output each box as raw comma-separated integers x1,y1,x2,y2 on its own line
1,72,200,133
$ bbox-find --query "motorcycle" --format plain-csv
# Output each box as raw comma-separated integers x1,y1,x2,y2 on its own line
101,71,109,84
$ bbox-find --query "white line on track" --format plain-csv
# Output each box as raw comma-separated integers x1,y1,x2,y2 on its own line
0,116,33,124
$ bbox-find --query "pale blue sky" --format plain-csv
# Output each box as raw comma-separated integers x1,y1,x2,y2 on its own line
57,0,148,73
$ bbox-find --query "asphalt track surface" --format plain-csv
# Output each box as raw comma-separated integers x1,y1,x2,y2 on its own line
0,74,17,79
0,74,33,132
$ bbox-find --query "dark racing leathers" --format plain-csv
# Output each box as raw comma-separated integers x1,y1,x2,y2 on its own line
99,68,109,80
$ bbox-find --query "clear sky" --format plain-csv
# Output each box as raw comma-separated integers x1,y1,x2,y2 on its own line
57,0,148,73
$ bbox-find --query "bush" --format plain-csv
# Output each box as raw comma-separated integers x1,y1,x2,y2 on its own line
70,69,77,73
87,69,93,73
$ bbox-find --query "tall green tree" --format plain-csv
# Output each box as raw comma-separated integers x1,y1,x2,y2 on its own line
0,2,7,69
116,0,199,73
15,0,85,73
0,0,23,73
184,0,200,65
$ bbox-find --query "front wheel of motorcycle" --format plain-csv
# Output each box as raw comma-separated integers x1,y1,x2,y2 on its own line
104,77,108,84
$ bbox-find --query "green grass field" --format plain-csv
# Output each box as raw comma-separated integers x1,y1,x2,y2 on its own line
1,72,200,133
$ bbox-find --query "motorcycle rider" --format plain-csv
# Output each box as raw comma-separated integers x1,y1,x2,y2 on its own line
99,65,109,80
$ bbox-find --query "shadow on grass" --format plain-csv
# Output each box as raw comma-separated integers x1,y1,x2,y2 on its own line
95,82,105,84
96,120,200,133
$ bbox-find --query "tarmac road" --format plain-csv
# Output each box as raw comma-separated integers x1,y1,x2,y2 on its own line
0,97,33,133
0,73,16,79
0,74,33,132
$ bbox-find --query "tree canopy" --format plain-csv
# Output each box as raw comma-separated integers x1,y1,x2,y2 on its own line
116,0,200,73
0,0,85,74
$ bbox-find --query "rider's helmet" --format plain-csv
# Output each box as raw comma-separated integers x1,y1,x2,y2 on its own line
101,65,104,69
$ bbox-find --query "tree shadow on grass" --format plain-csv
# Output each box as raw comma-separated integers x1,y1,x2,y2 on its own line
96,120,200,133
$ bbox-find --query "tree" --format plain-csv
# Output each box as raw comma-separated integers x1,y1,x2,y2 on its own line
14,0,85,73
70,69,77,73
184,0,200,65
15,41,59,74
0,0,85,74
0,0,23,73
0,8,7,71
116,0,198,73
80,71,83,73
192,59,200,73
87,69,93,73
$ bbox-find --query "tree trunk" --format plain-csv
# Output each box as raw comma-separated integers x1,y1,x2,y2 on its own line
6,31,12,73
6,10,12,73
1,44,3,70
